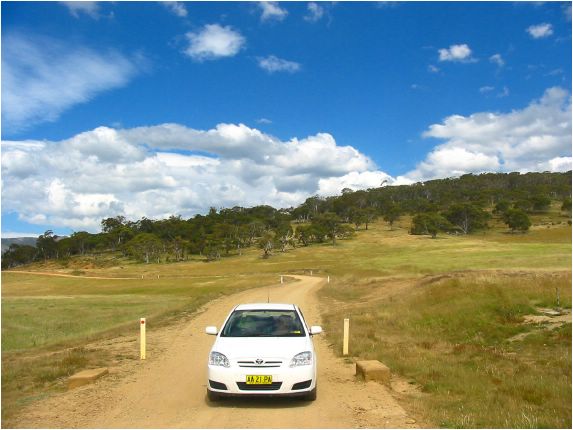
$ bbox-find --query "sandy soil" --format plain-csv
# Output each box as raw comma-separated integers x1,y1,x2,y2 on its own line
12,275,423,429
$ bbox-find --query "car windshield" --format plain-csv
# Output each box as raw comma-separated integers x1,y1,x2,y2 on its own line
221,309,306,337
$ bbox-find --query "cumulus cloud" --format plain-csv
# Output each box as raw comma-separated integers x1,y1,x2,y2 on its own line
438,44,474,62
2,123,392,231
184,24,245,61
258,2,288,22
397,87,572,183
257,55,301,73
2,33,139,134
527,23,554,38
163,1,187,17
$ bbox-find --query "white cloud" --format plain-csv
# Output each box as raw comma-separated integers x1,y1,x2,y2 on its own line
60,1,100,18
479,86,495,94
527,23,554,39
1,33,139,134
258,2,288,22
318,171,393,196
398,87,572,183
184,24,245,61
257,55,301,73
497,86,510,98
163,1,187,17
428,64,440,73
304,2,324,22
489,53,504,67
438,44,474,62
257,118,273,124
2,123,393,231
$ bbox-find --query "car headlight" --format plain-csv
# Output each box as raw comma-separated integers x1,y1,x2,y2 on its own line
290,351,312,367
209,351,230,368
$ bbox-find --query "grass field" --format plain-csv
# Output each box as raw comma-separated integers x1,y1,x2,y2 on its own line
2,210,571,426
320,272,571,428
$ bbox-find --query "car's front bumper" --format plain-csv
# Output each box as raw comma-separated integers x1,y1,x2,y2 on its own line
207,364,316,396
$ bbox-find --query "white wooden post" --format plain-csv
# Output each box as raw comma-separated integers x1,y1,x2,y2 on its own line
343,318,350,356
140,318,146,360
310,270,313,276
280,275,283,284
327,275,330,283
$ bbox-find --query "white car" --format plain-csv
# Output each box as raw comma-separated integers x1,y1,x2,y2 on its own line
205,303,322,401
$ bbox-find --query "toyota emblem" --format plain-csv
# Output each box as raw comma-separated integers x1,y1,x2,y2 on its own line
255,358,264,365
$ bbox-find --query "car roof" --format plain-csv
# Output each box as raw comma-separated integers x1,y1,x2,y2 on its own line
234,303,297,311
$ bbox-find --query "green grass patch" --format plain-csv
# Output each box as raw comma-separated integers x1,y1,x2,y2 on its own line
320,273,572,428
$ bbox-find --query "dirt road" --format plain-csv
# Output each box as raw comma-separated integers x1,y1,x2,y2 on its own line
15,276,420,428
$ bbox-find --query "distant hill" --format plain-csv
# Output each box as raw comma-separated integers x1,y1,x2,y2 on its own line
1,237,37,253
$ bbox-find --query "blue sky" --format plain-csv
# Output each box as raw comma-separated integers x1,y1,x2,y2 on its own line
1,1,572,236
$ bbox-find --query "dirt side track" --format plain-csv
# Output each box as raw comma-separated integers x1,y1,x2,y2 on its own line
12,276,421,429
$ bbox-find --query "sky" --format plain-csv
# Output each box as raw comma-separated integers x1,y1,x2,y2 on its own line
1,1,572,237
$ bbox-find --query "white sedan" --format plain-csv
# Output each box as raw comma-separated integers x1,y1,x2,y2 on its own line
205,303,322,401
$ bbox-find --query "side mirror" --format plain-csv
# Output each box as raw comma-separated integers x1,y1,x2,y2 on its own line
309,326,323,335
205,326,218,335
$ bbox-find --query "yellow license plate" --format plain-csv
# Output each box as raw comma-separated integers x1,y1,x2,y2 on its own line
246,375,272,384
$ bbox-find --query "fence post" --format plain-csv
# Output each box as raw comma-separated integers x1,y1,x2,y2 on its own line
343,318,350,356
140,318,146,360
280,275,283,284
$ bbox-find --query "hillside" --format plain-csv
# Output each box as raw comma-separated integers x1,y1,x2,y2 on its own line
2,171,571,269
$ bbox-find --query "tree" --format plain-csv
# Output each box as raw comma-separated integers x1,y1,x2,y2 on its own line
444,203,490,234
312,212,342,245
124,233,163,263
274,223,294,252
258,230,276,258
1,244,37,269
70,231,93,255
493,200,511,215
363,207,378,230
530,195,551,212
502,208,531,233
350,209,367,230
382,204,401,230
36,230,58,261
411,213,451,238
101,216,133,250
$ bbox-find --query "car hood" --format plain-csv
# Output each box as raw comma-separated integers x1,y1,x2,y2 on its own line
212,336,313,361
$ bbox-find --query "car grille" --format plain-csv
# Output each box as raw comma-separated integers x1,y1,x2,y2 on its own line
236,382,283,391
237,360,283,368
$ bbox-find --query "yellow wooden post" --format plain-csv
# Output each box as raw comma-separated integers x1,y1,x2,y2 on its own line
140,318,146,360
343,318,350,356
